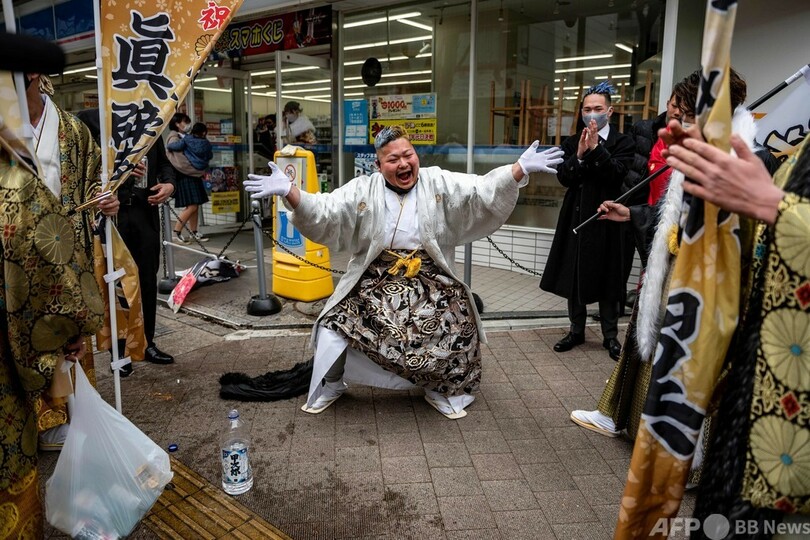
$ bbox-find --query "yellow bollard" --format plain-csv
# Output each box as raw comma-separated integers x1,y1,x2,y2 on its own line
272,148,334,301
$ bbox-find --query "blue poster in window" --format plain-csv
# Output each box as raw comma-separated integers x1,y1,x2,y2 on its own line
278,211,303,249
55,0,94,41
412,94,436,116
20,8,55,41
344,99,368,145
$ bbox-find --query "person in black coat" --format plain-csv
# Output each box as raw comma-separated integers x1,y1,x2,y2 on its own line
76,108,177,374
539,82,635,360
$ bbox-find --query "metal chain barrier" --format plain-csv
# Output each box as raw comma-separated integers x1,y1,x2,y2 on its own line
165,204,252,259
485,236,543,277
261,226,346,275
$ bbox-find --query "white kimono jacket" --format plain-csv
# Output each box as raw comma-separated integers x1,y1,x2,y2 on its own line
288,164,527,409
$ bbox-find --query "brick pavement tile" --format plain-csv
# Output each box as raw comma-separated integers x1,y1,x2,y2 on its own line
462,430,512,455
430,467,484,497
492,347,529,363
533,364,576,381
529,406,575,429
493,509,556,540
378,431,425,458
336,470,385,502
534,490,599,524
418,419,465,444
585,432,634,460
389,514,446,539
517,389,562,409
507,373,549,391
289,436,336,463
424,442,473,468
573,474,625,507
591,503,620,531
481,480,539,511
373,394,415,415
520,462,577,492
498,360,537,375
465,394,491,411
551,522,611,539
336,446,382,473
290,414,336,438
481,383,520,401
281,521,339,540
488,399,532,419
528,351,565,366
332,505,391,538
574,368,612,387
471,453,524,481
487,335,519,349
381,455,431,484
495,417,543,440
565,356,609,373
335,423,379,448
445,530,501,540
556,448,612,476
482,366,511,383
458,410,501,432
541,426,593,451
334,398,377,425
557,394,594,413
507,439,558,465
377,412,420,435
606,457,632,480
437,495,497,530
284,461,336,490
384,483,440,515
546,378,590,398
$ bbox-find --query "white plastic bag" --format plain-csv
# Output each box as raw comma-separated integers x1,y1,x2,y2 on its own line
45,364,173,539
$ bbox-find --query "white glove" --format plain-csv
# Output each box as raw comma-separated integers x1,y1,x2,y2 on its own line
244,162,293,199
518,141,565,175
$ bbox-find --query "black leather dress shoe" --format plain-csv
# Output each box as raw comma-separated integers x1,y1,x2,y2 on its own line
553,332,585,352
603,338,622,361
145,344,174,364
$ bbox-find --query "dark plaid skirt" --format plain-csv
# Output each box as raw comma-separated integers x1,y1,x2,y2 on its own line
320,250,480,397
174,173,209,207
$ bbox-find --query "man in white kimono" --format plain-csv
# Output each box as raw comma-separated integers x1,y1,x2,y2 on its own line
244,126,563,418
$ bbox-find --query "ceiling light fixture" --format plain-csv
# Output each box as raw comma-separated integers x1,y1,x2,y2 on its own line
343,11,421,29
343,52,431,66
555,53,612,63
498,0,504,22
63,65,96,75
344,34,433,52
555,62,632,74
398,19,433,32
615,43,634,53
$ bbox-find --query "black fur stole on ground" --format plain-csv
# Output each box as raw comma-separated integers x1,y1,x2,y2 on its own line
219,358,313,401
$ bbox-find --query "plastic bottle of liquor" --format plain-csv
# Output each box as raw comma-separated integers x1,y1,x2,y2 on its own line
220,409,253,495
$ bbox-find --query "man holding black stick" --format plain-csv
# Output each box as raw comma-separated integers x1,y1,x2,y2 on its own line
540,82,635,360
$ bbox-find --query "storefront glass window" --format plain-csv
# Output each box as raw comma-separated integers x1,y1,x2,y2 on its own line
342,0,663,230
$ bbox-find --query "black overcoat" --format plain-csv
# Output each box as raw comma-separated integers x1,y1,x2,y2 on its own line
539,126,636,304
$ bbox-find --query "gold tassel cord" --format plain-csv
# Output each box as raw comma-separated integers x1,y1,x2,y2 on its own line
385,249,422,278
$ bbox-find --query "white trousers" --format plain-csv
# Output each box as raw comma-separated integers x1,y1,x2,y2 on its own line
306,327,474,415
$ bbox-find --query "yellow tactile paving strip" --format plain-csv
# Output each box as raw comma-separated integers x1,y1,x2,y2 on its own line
143,457,292,540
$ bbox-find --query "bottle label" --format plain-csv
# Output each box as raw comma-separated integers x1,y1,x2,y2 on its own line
222,447,249,484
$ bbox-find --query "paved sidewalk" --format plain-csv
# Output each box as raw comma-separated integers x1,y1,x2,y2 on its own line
40,306,696,539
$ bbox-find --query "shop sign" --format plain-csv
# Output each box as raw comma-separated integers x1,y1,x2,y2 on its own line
211,191,241,214
369,119,437,145
344,99,369,145
369,93,436,120
214,6,332,58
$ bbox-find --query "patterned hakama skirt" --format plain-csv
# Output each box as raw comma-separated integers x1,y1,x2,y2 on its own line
320,250,480,397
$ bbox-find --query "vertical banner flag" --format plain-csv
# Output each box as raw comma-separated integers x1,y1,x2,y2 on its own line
615,1,741,538
754,64,810,162
100,0,243,190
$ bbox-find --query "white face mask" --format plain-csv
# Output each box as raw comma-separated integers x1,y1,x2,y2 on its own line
681,121,694,130
285,113,297,123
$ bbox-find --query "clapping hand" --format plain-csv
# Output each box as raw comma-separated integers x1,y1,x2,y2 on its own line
518,141,565,175
243,162,293,199
577,120,600,158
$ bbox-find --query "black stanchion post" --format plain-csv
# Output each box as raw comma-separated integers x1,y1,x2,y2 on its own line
247,199,282,316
